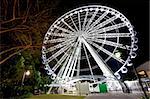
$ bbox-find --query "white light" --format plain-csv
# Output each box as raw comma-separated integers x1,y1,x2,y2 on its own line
95,8,99,11
65,15,69,18
100,8,104,11
54,25,57,28
116,14,120,18
70,12,74,16
111,11,115,15
115,52,121,58
74,11,78,14
89,8,93,11
84,9,88,11
25,70,30,76
79,10,83,12
50,28,54,31
57,21,60,24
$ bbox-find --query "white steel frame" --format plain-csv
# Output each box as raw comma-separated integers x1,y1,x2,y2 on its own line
42,5,138,93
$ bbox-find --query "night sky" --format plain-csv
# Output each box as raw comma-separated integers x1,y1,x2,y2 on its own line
1,0,149,68
55,0,149,67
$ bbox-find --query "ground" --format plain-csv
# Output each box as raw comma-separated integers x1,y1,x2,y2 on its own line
27,94,85,99
27,93,150,99
85,93,149,99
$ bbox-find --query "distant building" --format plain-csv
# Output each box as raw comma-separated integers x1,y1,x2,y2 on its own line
137,60,150,78
137,60,150,92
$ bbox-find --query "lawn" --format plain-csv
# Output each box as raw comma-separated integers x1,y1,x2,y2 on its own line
27,94,85,99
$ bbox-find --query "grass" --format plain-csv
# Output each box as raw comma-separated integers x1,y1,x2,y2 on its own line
27,94,85,99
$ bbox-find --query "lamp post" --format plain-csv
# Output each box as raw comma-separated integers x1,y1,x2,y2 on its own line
22,70,30,85
114,51,121,58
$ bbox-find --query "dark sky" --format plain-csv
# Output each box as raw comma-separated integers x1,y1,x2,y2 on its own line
55,0,149,67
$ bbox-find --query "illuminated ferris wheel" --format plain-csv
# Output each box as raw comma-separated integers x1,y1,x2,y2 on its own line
42,5,138,92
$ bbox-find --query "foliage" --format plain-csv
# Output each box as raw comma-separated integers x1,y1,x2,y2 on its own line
0,0,61,98
0,51,51,98
0,55,31,98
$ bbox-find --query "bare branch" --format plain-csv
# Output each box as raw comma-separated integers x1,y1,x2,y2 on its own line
0,28,27,34
3,0,8,18
0,45,30,64
0,45,42,56
0,46,26,55
1,17,24,24
18,0,20,16
13,0,17,19
22,0,32,24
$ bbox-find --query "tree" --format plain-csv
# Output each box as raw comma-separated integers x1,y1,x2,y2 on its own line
0,0,60,64
0,0,60,98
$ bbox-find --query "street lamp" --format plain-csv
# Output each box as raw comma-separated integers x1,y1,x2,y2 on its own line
22,70,30,85
115,51,122,58
25,70,30,76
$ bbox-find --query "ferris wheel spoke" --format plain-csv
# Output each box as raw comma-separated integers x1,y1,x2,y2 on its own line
82,10,89,31
89,23,127,34
66,54,77,78
89,38,130,50
87,11,108,32
71,42,82,77
89,33,131,38
88,40,125,64
85,9,98,31
78,12,82,31
46,44,72,63
57,52,72,78
54,25,73,34
66,41,81,78
52,51,69,72
70,16,79,31
62,39,80,79
87,16,118,32
46,38,75,53
70,52,79,78
47,38,71,43
79,65,98,71
62,20,77,32
83,44,95,81
49,32,75,37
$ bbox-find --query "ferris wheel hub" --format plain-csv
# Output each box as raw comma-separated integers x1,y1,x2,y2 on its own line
75,31,86,36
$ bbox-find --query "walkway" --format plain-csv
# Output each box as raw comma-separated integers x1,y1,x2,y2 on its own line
85,93,147,99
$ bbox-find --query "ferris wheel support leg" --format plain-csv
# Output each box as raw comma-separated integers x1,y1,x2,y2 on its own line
81,37,127,92
47,86,53,94
80,37,115,78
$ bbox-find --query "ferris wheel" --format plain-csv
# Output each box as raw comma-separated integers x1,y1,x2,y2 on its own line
42,5,138,88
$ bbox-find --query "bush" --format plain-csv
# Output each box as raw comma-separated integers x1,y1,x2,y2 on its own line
1,85,33,98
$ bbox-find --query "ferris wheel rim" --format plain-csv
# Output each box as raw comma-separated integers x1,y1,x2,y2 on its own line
42,5,138,81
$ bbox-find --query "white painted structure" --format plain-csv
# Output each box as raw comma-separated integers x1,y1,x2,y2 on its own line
124,80,142,93
42,5,138,94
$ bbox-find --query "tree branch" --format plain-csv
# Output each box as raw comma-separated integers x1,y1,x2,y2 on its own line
0,28,27,34
0,45,43,56
13,0,17,19
0,45,30,64
0,46,26,55
1,17,24,24
3,0,8,18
